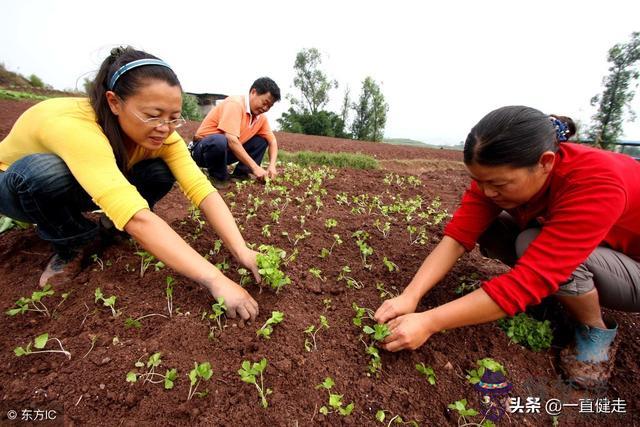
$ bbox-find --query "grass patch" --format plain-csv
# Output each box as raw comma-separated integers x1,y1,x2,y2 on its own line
0,89,51,101
276,150,378,170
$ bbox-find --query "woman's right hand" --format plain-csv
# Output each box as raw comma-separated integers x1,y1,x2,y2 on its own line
374,293,420,324
206,275,259,323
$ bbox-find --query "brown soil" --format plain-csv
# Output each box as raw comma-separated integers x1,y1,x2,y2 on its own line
1,99,638,426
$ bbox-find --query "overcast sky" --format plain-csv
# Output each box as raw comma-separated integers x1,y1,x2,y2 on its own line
2,0,639,145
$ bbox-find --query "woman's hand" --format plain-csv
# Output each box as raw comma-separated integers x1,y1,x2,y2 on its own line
374,293,420,324
235,247,262,284
381,311,437,352
206,274,258,322
266,165,278,179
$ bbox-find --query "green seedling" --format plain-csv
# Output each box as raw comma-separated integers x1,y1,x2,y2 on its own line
90,253,104,271
14,333,70,359
407,225,428,245
6,285,54,317
316,377,354,417
335,192,350,205
337,266,364,289
187,361,213,401
212,239,223,255
323,298,332,311
187,204,206,240
498,313,553,352
415,362,436,385
375,410,419,426
238,358,271,408
454,273,481,295
270,209,281,223
373,219,391,238
324,218,338,229
447,399,479,425
165,276,175,318
466,358,506,385
261,224,271,237
382,256,398,273
82,334,98,359
354,305,389,376
94,288,118,317
257,311,284,339
214,258,230,272
309,267,326,282
0,215,30,233
363,323,391,342
135,250,156,278
257,245,291,293
208,297,227,339
376,282,399,299
352,230,374,268
237,268,251,286
284,248,299,266
304,315,329,352
126,352,177,390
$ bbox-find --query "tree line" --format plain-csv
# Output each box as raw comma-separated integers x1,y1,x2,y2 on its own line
277,48,388,142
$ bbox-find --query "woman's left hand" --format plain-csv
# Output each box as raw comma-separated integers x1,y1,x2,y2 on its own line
236,248,262,284
381,312,437,352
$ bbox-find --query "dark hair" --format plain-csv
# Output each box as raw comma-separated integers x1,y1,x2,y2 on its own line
463,106,575,168
89,46,181,171
250,77,281,102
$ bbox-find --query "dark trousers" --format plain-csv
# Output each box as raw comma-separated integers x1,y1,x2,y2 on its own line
478,212,640,312
0,154,175,255
191,134,268,180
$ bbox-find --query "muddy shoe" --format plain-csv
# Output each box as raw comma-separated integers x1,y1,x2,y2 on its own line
39,251,83,288
560,320,618,389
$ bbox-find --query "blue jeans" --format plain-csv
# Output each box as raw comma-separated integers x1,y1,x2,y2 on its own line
191,134,268,180
0,154,175,255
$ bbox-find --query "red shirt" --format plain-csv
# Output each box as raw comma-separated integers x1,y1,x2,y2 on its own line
444,143,640,316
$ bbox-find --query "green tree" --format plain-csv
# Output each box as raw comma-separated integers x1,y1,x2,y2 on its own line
278,108,347,138
290,48,337,114
351,77,388,142
589,32,640,149
181,93,203,121
28,74,45,88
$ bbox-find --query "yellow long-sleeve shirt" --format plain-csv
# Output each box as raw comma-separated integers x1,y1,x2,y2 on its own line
0,97,215,230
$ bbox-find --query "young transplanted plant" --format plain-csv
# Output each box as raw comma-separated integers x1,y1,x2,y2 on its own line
187,362,213,401
375,410,419,426
415,362,436,385
6,285,55,317
207,297,227,339
256,311,284,339
14,332,71,360
94,288,118,317
316,377,354,417
126,352,177,390
238,358,272,408
256,245,291,293
304,315,329,352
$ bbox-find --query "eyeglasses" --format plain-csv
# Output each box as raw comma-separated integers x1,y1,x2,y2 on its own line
131,110,187,129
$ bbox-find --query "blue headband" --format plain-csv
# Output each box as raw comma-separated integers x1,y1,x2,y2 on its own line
550,117,570,142
108,59,172,91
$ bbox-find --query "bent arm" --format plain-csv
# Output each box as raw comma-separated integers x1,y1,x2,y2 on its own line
225,133,260,174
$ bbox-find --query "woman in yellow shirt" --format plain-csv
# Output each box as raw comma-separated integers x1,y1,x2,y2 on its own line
0,46,260,321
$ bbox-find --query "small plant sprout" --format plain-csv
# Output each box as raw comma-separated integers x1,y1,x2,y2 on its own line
14,333,71,360
238,358,272,408
323,298,333,311
498,313,553,352
6,285,54,317
376,282,400,299
337,266,364,289
237,268,251,286
415,362,436,385
212,239,223,255
448,399,479,425
215,258,230,272
94,288,118,317
375,410,419,426
352,230,374,269
466,358,506,384
261,224,271,237
126,352,178,390
208,297,227,339
90,253,104,270
324,218,338,229
270,209,281,223
382,256,398,273
304,315,329,352
187,362,213,401
284,248,299,266
135,250,157,278
454,273,481,295
407,225,428,245
165,276,175,318
335,192,350,205
363,323,391,342
256,311,284,339
256,245,291,293
352,303,375,327
316,377,354,417
309,267,326,282
373,219,391,238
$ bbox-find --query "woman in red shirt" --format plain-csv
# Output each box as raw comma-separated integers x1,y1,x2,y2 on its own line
375,106,640,387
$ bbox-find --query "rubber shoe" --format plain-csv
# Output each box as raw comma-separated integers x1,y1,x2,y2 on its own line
39,251,82,288
560,320,618,389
